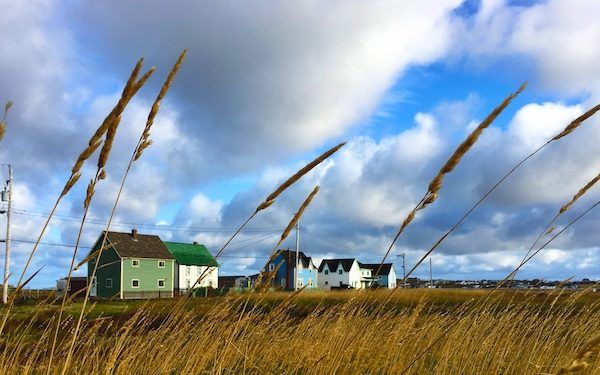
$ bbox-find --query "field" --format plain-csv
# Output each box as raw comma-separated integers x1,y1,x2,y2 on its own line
0,289,599,374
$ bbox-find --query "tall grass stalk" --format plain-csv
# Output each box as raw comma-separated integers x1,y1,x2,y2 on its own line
375,84,526,282
187,143,345,295
63,50,187,374
392,101,600,292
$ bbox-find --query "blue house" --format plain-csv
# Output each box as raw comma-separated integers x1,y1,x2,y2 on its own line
264,249,318,290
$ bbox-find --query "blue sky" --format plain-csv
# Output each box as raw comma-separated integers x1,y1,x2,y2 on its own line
2,0,600,287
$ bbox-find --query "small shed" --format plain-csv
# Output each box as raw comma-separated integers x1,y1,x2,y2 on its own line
56,276,88,298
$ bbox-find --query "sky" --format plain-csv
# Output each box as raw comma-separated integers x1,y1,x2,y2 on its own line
2,0,600,288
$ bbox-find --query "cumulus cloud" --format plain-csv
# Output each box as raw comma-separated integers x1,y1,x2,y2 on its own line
4,0,600,286
455,0,600,97
67,0,463,175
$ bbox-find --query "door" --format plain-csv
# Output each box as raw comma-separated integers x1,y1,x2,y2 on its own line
90,276,97,297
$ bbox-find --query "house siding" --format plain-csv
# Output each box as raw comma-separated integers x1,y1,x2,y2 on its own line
266,251,317,290
176,264,218,290
122,258,175,299
88,247,121,298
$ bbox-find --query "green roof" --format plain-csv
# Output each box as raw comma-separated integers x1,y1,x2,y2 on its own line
164,242,219,267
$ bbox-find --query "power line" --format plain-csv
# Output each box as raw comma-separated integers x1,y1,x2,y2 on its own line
11,207,285,233
9,238,273,259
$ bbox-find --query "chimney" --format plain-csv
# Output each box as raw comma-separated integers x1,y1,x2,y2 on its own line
131,228,138,241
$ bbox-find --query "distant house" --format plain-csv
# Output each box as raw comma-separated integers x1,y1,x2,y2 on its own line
318,259,382,290
87,229,175,299
165,241,218,291
218,275,250,289
263,249,318,290
318,259,362,290
56,276,87,297
360,264,397,289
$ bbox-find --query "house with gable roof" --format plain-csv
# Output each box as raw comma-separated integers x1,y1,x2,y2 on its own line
359,263,397,289
318,259,396,290
262,249,318,290
164,241,219,291
87,229,175,299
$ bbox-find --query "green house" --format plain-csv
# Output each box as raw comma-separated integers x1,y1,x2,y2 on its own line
164,241,219,291
87,229,175,299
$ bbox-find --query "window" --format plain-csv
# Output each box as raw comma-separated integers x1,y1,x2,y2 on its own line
186,266,191,276
308,279,313,287
106,278,113,288
269,264,275,272
158,279,165,288
338,269,343,275
325,281,329,285
132,259,140,267
298,279,303,287
132,279,140,288
324,270,329,275
186,279,191,289
158,260,165,268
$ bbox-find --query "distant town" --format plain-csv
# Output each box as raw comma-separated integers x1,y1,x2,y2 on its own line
48,229,599,299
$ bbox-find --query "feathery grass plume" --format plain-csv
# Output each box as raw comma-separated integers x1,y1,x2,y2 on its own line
65,51,186,375
98,116,120,169
375,84,526,281
45,59,157,373
189,142,346,296
257,186,320,289
133,49,187,163
504,170,600,285
0,100,13,141
558,334,600,374
504,197,600,285
390,99,600,294
255,142,345,213
276,186,319,248
1,58,151,334
552,103,600,141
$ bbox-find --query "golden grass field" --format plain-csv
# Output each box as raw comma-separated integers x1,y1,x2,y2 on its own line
1,289,599,374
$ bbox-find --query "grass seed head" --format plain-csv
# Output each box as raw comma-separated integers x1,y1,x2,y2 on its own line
256,142,345,213
276,186,320,248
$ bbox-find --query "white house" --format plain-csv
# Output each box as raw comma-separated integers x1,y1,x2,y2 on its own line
317,259,372,290
318,259,398,290
360,263,397,289
165,242,219,291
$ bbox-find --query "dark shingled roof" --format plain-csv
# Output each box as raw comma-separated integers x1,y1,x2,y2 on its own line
275,249,315,268
318,259,356,273
96,231,174,260
359,263,394,276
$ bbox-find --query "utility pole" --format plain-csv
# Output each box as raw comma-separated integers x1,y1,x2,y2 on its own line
295,220,300,291
399,253,406,288
429,257,433,289
3,165,12,304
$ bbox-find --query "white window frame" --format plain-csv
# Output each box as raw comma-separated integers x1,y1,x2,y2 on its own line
186,279,191,289
269,264,275,272
158,260,165,268
186,266,191,276
297,279,303,287
308,279,313,287
131,279,140,288
132,259,140,267
157,279,165,288
106,278,113,288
